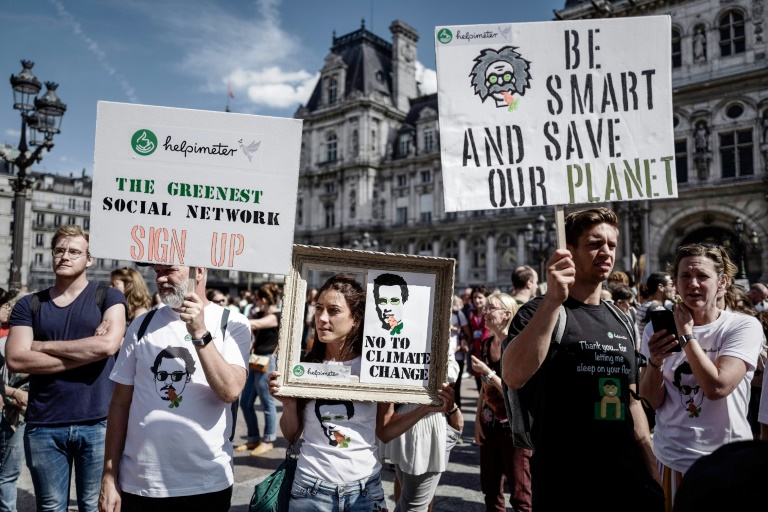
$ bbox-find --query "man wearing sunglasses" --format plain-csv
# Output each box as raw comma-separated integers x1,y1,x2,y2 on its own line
6,225,127,512
372,273,409,335
100,264,251,511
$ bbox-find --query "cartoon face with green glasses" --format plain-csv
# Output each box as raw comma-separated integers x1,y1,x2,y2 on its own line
373,273,409,334
315,400,354,448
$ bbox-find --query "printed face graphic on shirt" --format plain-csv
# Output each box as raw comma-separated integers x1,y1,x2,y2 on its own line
373,273,409,335
151,346,197,408
597,378,623,420
315,399,355,448
674,362,703,418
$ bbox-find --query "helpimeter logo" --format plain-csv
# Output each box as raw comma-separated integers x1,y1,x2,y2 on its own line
131,129,158,156
437,28,453,44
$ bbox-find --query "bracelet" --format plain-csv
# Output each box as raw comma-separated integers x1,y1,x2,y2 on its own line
446,406,460,417
648,358,662,370
482,370,496,384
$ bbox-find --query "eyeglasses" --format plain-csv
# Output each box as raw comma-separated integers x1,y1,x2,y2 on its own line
483,306,502,314
214,299,226,304
680,384,700,395
52,248,86,259
155,371,187,382
486,72,513,85
377,297,401,306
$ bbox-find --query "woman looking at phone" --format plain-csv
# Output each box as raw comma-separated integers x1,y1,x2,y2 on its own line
640,243,763,509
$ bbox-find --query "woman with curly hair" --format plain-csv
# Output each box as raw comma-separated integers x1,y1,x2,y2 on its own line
110,267,152,325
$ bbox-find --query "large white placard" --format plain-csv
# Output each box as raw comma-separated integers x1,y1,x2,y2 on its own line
90,102,302,274
435,16,675,212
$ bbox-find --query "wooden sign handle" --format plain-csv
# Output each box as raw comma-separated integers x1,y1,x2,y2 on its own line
187,266,197,294
554,205,566,250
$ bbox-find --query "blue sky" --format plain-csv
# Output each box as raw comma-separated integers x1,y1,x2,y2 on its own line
0,0,565,177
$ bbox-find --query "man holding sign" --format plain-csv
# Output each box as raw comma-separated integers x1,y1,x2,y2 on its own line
502,208,663,511
100,265,250,511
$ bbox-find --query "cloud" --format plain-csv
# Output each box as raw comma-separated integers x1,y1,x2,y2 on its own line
416,62,437,95
4,129,21,138
47,0,139,103
144,0,317,110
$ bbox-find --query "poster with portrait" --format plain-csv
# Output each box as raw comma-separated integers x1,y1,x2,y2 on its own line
360,270,436,386
273,245,454,405
435,15,675,212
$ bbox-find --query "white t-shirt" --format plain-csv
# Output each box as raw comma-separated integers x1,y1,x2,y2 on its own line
110,304,251,497
296,357,381,483
640,309,762,473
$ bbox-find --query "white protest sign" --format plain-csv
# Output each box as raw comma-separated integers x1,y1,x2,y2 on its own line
90,102,302,274
435,16,674,212
360,270,435,387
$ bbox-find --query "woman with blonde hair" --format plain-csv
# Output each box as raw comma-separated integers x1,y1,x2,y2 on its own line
110,267,151,324
641,244,763,509
471,293,532,511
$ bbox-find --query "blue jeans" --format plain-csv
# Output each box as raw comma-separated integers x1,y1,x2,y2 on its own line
24,420,106,512
0,420,24,512
239,355,276,443
289,470,387,512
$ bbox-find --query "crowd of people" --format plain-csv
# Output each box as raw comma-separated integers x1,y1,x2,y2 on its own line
1,215,767,511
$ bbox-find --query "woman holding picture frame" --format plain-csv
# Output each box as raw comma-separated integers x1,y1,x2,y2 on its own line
268,273,456,511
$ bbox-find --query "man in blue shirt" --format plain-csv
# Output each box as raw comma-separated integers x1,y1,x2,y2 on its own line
7,225,126,512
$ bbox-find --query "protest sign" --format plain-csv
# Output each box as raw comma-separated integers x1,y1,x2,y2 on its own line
435,16,674,212
90,102,302,274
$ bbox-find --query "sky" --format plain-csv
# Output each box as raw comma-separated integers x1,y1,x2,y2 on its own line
0,0,566,177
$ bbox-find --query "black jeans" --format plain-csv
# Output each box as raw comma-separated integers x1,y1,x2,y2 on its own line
121,485,233,512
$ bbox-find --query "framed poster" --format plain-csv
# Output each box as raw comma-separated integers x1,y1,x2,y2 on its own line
274,245,455,404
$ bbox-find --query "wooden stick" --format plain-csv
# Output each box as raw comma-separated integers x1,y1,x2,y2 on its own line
554,205,566,250
187,266,197,294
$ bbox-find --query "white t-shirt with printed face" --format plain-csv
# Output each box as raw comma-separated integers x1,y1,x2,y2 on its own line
110,304,251,497
641,309,763,473
296,357,382,483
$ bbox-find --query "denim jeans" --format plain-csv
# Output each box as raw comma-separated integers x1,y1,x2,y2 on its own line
289,470,387,512
0,420,24,512
239,354,276,443
24,420,107,512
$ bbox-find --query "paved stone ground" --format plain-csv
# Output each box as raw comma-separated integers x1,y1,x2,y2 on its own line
15,375,509,511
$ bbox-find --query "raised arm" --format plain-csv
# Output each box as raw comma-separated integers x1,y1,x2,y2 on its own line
376,383,454,443
7,303,126,374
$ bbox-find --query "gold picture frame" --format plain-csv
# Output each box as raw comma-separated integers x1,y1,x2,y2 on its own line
274,244,455,405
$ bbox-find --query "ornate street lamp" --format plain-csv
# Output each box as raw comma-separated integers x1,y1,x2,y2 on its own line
7,60,66,290
525,214,556,278
731,217,759,280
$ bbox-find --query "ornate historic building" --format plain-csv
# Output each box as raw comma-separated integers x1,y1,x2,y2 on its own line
295,1,768,289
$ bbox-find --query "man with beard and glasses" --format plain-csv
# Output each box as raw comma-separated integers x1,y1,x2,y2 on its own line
6,225,127,512
99,265,251,512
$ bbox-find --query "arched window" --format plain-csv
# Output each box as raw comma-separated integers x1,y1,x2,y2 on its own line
326,132,338,162
418,241,432,256
324,203,335,228
719,10,746,57
444,239,459,268
671,28,682,68
328,76,338,105
399,134,411,158
424,128,434,152
471,238,486,268
497,234,517,267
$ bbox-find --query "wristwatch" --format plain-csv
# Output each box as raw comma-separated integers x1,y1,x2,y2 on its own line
482,370,496,385
191,331,213,347
678,333,696,349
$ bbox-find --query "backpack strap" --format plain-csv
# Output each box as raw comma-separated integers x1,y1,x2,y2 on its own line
136,309,158,341
602,300,649,406
217,308,239,442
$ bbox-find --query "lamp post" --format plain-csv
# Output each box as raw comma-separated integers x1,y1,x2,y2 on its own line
525,214,556,279
731,217,759,281
6,60,66,290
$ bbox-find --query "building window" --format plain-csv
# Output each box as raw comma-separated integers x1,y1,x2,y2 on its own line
719,10,746,57
472,210,486,217
35,233,44,247
421,170,431,183
68,216,77,225
35,213,45,226
399,134,411,157
725,104,744,119
34,253,43,264
325,182,335,194
424,129,434,152
83,218,90,230
84,200,90,211
296,198,303,226
324,203,335,228
675,139,688,183
720,130,753,178
444,239,458,260
97,258,105,268
445,211,458,220
54,215,62,227
418,241,432,256
498,234,517,267
471,239,486,268
397,174,407,187
328,76,338,105
68,198,77,209
326,133,338,162
671,28,682,68
396,207,408,225
419,194,432,223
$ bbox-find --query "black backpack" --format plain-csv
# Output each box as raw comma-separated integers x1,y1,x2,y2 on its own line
501,299,646,450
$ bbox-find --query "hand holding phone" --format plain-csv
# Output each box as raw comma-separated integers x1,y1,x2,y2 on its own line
650,308,680,353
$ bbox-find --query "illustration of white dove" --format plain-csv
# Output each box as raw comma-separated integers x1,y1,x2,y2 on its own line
240,139,261,162
498,26,511,39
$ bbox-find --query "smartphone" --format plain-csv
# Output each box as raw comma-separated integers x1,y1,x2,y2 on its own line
650,308,680,353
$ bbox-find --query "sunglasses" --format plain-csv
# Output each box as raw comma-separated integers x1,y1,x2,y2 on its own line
155,371,187,382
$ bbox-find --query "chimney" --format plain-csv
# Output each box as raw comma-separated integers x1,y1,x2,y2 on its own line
390,20,419,112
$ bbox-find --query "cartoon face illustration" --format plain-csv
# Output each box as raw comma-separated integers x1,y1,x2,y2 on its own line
151,346,197,408
599,378,622,420
673,362,703,418
373,273,409,334
470,46,531,110
315,400,355,448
